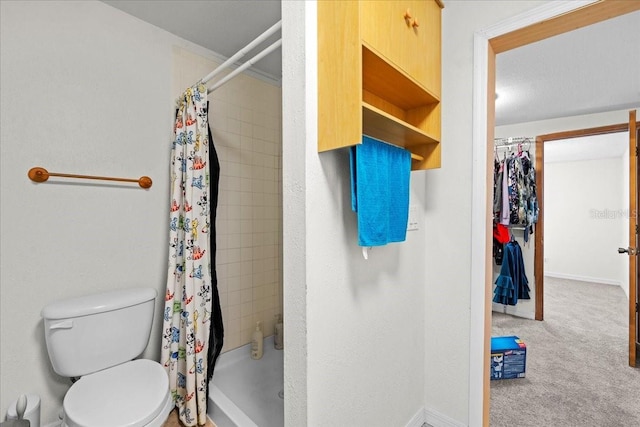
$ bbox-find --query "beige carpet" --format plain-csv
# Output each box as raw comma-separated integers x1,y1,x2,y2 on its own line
163,409,216,427
491,276,640,426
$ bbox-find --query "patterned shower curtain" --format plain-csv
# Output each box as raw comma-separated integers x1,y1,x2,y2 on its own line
162,83,223,426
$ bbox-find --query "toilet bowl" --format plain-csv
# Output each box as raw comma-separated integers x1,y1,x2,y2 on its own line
41,288,172,427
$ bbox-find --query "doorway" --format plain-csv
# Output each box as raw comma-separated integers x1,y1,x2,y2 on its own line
490,126,634,425
470,2,640,425
533,124,631,320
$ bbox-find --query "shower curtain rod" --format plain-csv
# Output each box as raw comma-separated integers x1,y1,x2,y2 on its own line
198,20,282,93
207,39,281,94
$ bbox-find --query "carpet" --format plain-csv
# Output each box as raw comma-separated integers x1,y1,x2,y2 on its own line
163,409,216,427
490,276,640,427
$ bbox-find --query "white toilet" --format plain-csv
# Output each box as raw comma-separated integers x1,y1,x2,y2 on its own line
41,287,173,427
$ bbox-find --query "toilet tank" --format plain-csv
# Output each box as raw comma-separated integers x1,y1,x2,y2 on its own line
41,287,158,377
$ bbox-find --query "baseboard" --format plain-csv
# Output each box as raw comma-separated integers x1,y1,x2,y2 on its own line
406,407,426,427
424,407,467,427
491,303,535,320
544,272,622,287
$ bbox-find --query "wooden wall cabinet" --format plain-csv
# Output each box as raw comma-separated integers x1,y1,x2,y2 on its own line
318,0,443,171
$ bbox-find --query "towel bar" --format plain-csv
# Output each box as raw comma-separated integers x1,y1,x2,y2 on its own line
28,167,152,189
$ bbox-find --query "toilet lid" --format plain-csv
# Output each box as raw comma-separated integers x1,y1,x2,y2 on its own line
64,359,170,427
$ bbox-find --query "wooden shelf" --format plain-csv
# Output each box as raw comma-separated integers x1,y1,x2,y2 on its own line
362,102,440,170
362,45,439,110
362,102,438,147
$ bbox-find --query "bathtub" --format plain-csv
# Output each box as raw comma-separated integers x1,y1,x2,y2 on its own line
207,336,284,427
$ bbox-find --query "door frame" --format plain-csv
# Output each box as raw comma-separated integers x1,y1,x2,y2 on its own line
532,123,631,322
469,1,640,425
629,110,638,367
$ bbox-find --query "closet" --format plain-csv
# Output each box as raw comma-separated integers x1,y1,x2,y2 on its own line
492,137,539,311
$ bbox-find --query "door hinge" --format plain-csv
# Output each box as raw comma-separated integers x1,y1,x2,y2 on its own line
636,224,639,235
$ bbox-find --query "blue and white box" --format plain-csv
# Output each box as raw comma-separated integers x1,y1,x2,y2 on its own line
490,336,526,380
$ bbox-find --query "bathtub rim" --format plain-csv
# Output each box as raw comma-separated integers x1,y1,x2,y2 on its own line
208,335,280,427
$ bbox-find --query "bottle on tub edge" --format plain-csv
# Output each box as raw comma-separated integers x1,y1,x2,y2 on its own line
274,314,283,350
251,321,264,360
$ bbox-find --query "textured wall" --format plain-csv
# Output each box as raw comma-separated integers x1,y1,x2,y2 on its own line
0,1,280,423
545,155,626,285
430,2,549,423
283,2,427,426
0,1,172,421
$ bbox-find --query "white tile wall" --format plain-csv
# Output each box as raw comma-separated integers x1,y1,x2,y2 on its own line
173,47,282,353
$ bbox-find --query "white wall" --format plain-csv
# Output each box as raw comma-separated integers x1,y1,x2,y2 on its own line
430,2,549,424
283,2,427,426
1,1,168,421
0,0,281,423
545,156,625,285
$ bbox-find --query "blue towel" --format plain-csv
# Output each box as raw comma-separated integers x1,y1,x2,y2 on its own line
350,136,411,247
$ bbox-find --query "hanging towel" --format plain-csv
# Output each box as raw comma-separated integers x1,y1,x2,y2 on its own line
350,136,411,247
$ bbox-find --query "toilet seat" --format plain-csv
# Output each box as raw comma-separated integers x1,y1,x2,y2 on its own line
63,359,173,427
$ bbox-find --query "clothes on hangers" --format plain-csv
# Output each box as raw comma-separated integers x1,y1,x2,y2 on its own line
492,224,510,266
493,240,531,306
492,149,539,241
492,141,536,305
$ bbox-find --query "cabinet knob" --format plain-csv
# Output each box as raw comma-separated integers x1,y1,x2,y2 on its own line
404,9,412,20
412,18,420,28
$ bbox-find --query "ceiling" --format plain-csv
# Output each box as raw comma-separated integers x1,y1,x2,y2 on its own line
495,10,640,127
102,1,638,160
102,0,282,80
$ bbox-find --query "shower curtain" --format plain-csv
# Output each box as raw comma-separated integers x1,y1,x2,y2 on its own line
162,83,224,426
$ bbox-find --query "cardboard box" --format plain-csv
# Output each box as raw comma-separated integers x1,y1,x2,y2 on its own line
490,336,526,380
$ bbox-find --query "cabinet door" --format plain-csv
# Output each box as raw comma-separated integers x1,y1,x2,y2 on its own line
360,0,441,97
318,0,362,151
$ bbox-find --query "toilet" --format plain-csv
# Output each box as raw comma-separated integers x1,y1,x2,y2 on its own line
41,287,173,427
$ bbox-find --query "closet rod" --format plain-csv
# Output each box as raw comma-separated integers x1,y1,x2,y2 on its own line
208,39,282,94
28,167,153,189
494,136,534,146
200,20,282,85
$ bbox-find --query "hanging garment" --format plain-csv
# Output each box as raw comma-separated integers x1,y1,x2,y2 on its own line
492,224,509,265
522,152,539,241
162,83,214,427
493,238,504,265
493,157,503,222
500,155,510,226
493,147,539,235
507,155,524,225
206,111,224,388
493,240,530,306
